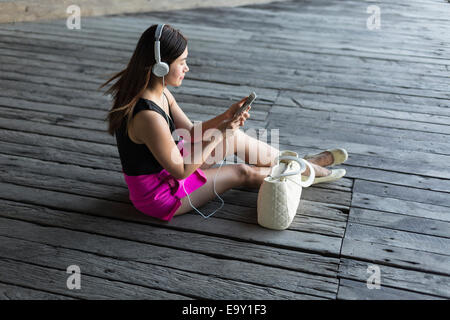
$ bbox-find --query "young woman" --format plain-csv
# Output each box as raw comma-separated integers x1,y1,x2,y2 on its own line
100,24,346,221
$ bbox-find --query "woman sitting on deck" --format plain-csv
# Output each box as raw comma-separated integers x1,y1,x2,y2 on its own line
100,24,347,221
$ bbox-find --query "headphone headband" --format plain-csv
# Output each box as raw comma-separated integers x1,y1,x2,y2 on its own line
155,23,165,42
152,23,169,77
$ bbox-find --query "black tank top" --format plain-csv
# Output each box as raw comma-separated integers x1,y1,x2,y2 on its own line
115,95,179,176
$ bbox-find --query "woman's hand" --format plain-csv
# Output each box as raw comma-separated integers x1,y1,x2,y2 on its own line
223,96,247,120
219,98,251,136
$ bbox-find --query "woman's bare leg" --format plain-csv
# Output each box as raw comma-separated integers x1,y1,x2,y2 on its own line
199,129,278,169
198,130,331,177
174,164,271,216
234,129,280,167
222,130,332,176
175,134,337,217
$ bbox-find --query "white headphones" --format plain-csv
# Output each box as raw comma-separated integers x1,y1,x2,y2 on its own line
152,24,170,77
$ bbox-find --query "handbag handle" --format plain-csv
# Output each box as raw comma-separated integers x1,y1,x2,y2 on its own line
272,155,305,177
298,159,315,187
271,155,315,187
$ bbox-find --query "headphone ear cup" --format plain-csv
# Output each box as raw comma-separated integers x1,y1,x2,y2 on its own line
152,62,169,77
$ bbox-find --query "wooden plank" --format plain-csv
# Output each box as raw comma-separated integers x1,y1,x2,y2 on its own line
279,98,450,126
270,105,450,135
0,199,341,277
0,126,353,193
344,223,450,257
2,42,448,114
281,143,450,180
0,235,322,299
0,127,350,199
2,17,448,69
0,181,342,256
271,109,450,147
3,41,448,90
3,52,448,133
1,32,447,98
276,128,450,159
337,278,440,300
0,155,347,238
349,208,450,238
353,180,450,208
0,46,125,74
0,152,123,187
276,86,449,115
217,186,351,209
0,156,347,237
0,0,449,301
2,102,449,181
352,193,450,222
81,1,450,30
0,282,75,300
0,139,122,171
0,258,189,300
2,61,449,135
186,201,347,238
280,142,450,193
4,1,448,52
281,152,450,185
2,143,350,214
338,258,450,298
0,128,118,159
145,1,450,30
279,139,450,178
3,34,450,90
80,13,450,66
0,0,288,24
0,44,445,104
0,136,352,209
0,99,265,133
341,237,450,276
276,91,450,117
0,86,271,116
1,22,448,99
0,76,277,112
2,102,447,171
0,95,109,120
7,7,447,44
0,221,337,299
346,166,450,194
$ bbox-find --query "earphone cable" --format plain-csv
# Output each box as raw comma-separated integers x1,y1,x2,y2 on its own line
161,75,225,218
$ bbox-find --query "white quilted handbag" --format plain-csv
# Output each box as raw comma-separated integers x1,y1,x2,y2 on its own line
257,151,315,230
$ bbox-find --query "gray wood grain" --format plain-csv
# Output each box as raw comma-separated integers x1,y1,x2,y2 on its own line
338,258,450,298
349,208,450,238
341,237,450,276
0,199,341,278
0,258,190,300
0,156,347,238
344,223,450,257
0,181,343,256
352,193,450,222
0,235,322,300
353,180,450,208
0,282,76,300
0,222,336,299
337,279,440,300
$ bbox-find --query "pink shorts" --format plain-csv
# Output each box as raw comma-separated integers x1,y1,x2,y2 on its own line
123,140,207,221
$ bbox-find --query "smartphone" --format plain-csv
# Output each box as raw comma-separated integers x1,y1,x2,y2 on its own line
235,92,257,117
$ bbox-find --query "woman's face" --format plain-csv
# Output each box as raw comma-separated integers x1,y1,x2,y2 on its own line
167,47,189,87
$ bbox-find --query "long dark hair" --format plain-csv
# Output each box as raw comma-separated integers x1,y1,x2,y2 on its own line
99,24,188,136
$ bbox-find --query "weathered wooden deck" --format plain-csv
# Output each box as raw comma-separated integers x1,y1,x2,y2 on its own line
0,0,449,300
